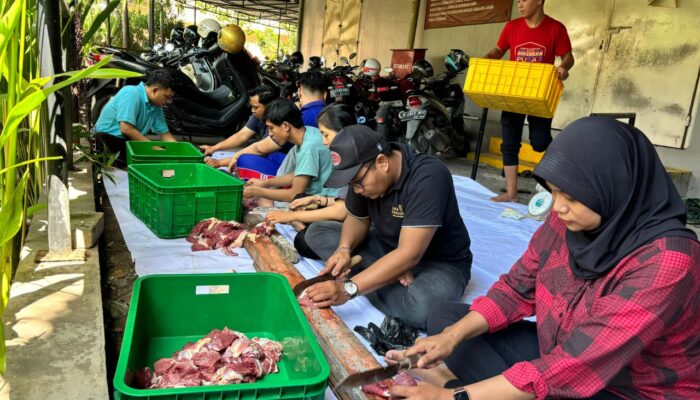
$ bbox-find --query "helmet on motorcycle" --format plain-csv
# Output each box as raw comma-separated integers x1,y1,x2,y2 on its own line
445,49,469,73
183,25,199,46
170,26,185,45
289,51,304,66
412,59,434,78
361,58,381,77
308,56,323,69
198,19,221,39
218,24,246,54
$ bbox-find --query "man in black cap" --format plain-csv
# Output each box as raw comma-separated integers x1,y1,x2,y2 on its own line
302,125,472,329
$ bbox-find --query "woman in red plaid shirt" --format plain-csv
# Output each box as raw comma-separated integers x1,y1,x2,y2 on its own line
388,117,700,400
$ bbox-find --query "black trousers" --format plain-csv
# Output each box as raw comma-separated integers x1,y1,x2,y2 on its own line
428,303,622,400
500,111,552,166
94,133,127,168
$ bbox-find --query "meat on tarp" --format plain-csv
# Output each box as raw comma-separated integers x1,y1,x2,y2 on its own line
186,218,274,256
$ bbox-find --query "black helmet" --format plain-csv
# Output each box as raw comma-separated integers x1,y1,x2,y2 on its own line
290,51,304,66
445,49,469,73
308,56,323,69
170,26,184,45
412,59,434,78
183,25,199,46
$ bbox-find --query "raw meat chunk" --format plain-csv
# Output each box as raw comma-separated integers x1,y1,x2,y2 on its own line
185,218,272,255
135,327,284,389
361,372,418,398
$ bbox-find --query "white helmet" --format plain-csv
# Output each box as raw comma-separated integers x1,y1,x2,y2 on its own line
198,18,222,39
361,58,381,77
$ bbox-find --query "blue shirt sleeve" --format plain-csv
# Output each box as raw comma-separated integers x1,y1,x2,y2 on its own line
152,108,169,134
115,88,140,127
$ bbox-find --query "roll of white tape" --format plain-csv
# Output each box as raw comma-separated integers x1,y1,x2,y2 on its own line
528,191,552,218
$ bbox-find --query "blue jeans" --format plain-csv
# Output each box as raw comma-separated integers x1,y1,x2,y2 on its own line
304,221,471,329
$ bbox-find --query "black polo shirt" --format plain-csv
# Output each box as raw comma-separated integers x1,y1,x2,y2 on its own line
345,143,472,264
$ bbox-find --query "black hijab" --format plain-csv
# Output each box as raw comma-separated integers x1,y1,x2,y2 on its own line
533,116,697,280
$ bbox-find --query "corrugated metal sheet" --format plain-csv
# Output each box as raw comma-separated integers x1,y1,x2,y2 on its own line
194,0,300,25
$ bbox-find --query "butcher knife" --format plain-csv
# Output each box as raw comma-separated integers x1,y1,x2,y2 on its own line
336,353,422,391
292,255,363,296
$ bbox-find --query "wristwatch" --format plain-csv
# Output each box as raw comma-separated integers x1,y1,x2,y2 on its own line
453,387,470,400
343,279,359,299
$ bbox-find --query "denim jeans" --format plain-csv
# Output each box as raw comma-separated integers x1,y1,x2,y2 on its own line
304,221,471,329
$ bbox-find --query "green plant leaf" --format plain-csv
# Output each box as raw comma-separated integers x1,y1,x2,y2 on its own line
84,68,143,80
82,0,121,45
0,1,22,57
0,173,28,246
0,156,63,176
80,0,98,26
27,203,46,217
0,56,112,150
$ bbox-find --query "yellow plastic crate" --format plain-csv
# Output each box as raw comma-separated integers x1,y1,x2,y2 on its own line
464,58,564,118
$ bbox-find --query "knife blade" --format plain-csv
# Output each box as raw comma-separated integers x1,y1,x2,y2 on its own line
292,274,335,296
336,353,422,391
292,255,363,296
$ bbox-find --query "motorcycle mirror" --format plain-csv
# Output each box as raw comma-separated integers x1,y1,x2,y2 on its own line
349,52,357,60
165,42,175,52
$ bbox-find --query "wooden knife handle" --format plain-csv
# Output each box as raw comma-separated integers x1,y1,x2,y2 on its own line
349,254,363,267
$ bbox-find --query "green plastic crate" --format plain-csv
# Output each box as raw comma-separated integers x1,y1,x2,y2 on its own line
126,141,204,165
114,273,330,400
128,163,243,238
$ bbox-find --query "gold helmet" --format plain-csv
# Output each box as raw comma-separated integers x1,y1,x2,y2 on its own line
218,24,246,54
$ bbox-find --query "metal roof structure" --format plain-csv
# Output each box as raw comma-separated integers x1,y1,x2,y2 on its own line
193,0,300,25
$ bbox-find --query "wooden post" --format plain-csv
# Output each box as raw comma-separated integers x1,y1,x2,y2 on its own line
243,237,380,400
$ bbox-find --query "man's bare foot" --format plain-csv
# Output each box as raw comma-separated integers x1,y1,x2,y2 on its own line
490,193,518,202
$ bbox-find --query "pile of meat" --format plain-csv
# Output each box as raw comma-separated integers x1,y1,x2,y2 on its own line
135,327,283,389
361,372,418,398
186,218,274,255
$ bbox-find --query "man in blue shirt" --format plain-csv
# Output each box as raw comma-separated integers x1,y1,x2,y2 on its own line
243,99,337,206
298,70,326,126
94,69,176,167
232,71,327,180
276,70,327,176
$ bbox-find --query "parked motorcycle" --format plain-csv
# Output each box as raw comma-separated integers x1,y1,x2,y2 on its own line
86,25,259,140
399,50,470,155
372,71,406,141
259,51,303,100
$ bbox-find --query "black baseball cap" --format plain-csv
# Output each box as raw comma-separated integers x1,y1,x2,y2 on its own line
325,125,387,188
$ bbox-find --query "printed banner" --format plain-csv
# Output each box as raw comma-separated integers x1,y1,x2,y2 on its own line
425,0,512,29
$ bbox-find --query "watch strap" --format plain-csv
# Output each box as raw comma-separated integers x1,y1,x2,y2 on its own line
453,387,469,400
